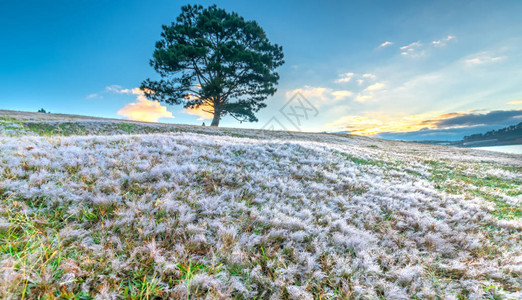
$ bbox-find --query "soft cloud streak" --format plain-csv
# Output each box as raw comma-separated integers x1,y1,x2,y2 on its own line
464,53,506,65
107,85,145,95
335,72,354,83
400,41,422,56
287,86,353,102
86,93,101,99
365,82,385,92
355,82,386,102
507,100,522,105
432,35,456,47
378,41,393,48
331,90,354,100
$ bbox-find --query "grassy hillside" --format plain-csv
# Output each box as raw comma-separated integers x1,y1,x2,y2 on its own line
0,110,521,299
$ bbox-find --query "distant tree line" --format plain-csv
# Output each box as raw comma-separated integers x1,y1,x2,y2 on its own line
463,121,522,142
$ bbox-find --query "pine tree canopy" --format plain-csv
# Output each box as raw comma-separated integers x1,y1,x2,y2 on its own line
141,4,285,126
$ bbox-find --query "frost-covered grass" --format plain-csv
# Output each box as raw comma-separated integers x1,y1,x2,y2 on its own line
0,110,521,299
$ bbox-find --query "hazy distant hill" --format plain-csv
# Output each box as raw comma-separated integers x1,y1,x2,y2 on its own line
460,121,522,147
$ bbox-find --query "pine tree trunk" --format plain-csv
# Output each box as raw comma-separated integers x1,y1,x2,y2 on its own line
211,111,220,127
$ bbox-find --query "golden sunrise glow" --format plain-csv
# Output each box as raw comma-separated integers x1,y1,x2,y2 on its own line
325,111,468,136
184,103,215,120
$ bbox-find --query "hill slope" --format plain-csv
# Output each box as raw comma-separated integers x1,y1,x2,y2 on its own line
0,110,521,299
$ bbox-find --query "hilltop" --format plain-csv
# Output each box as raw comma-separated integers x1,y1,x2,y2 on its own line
0,110,521,299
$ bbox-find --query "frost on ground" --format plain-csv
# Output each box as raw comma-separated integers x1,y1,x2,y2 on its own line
0,111,521,299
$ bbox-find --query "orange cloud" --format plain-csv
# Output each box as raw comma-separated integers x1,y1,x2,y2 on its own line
117,95,173,122
184,103,214,120
507,100,522,105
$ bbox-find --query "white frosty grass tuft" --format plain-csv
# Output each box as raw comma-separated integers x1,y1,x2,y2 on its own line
0,112,521,298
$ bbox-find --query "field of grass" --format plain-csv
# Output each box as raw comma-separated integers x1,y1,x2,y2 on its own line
0,110,521,299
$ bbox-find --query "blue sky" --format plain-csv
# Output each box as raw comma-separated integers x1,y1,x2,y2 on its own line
2,0,522,140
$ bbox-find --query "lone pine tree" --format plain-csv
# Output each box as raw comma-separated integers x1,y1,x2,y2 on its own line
141,4,284,126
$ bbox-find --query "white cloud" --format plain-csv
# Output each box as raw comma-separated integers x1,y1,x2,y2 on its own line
432,35,456,47
331,90,354,100
400,41,421,50
117,95,174,122
400,41,423,56
335,72,354,83
106,85,124,93
464,53,506,65
336,73,376,87
378,41,393,48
